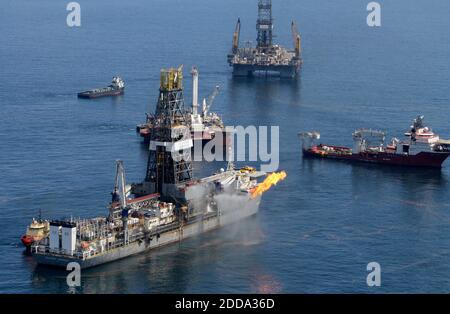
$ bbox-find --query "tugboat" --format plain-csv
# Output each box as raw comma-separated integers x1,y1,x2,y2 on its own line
299,116,450,168
21,214,50,249
77,76,125,99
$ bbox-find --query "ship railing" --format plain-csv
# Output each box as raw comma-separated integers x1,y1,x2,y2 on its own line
34,245,82,258
73,224,182,258
33,245,47,254
433,143,450,152
79,232,148,257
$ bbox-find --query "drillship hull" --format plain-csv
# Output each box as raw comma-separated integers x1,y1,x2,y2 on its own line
33,195,260,269
77,87,124,99
303,149,450,168
231,64,300,78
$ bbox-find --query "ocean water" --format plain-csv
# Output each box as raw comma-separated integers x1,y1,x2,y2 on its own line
1,0,450,293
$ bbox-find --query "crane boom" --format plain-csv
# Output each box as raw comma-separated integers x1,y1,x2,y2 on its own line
232,18,241,54
112,160,127,209
291,21,302,58
202,85,220,116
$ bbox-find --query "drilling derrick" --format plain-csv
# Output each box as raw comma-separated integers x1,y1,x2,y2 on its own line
142,66,193,199
256,0,273,50
228,0,302,78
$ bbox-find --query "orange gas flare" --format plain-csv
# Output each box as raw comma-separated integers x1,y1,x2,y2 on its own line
251,171,287,198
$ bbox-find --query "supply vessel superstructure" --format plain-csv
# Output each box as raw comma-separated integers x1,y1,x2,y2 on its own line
299,116,450,168
21,212,49,249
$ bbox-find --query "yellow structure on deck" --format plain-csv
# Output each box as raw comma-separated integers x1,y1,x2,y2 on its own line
160,65,183,91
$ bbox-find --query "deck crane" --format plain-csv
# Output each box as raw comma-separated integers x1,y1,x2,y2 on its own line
110,160,130,243
227,18,241,64
291,21,302,59
202,85,220,117
111,160,128,208
232,18,241,54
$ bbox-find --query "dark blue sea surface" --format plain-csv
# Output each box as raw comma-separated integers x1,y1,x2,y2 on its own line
1,0,450,293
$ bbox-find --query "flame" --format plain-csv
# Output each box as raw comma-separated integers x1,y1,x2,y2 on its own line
250,171,287,198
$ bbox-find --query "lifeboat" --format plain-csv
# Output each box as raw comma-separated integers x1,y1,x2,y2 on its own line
20,235,34,247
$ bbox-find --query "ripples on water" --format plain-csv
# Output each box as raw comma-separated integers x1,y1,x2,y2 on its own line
1,0,450,293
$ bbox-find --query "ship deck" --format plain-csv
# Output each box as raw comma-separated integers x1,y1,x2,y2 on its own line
303,147,450,168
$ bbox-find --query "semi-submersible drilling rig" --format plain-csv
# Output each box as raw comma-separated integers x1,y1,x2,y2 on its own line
227,0,302,78
29,66,287,269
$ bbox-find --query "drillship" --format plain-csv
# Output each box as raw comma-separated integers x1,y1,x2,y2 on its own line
77,76,125,99
299,116,450,168
227,0,302,78
30,66,286,268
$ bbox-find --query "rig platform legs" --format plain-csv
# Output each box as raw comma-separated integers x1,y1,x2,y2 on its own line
232,64,299,79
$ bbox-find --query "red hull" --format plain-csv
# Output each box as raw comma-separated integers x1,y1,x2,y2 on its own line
21,235,33,247
303,148,450,168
